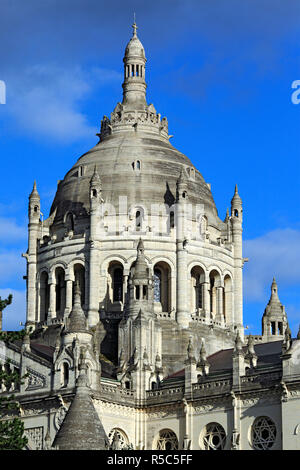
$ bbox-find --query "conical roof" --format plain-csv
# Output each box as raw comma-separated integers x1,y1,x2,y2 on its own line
67,282,88,333
263,277,286,320
133,238,148,280
53,364,108,450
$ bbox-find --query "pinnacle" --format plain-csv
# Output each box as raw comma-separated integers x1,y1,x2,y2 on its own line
29,180,40,199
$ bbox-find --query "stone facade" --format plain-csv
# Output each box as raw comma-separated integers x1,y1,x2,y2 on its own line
1,22,300,451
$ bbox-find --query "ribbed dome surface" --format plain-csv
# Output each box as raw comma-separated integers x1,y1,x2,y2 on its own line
50,133,218,223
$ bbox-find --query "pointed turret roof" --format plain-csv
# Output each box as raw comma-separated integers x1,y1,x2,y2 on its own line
263,277,286,320
29,180,40,200
53,363,108,450
67,282,88,333
90,165,101,187
133,238,148,280
231,184,242,204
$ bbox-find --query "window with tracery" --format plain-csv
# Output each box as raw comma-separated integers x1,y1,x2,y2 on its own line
155,429,178,450
201,423,226,450
108,428,129,450
251,416,277,450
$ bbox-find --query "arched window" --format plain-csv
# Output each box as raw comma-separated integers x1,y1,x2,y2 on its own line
66,212,74,232
135,210,142,230
209,270,221,318
251,417,276,450
61,362,69,387
136,160,141,170
55,267,66,318
107,262,124,307
200,423,226,450
39,271,49,322
191,267,205,313
108,428,129,450
155,429,179,450
113,268,123,302
153,262,171,313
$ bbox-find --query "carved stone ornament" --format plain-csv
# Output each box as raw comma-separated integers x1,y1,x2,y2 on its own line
26,369,46,391
54,405,68,431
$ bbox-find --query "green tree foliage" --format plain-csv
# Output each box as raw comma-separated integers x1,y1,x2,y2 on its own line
0,295,28,449
0,358,28,450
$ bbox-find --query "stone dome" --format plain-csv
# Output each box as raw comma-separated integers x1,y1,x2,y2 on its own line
124,22,146,59
50,132,218,226
48,23,222,233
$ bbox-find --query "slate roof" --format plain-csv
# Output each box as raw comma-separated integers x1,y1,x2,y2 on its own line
162,340,283,384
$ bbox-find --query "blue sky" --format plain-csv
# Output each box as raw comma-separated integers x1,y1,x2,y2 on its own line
0,0,299,335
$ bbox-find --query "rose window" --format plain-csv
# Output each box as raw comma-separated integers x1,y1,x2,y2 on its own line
201,423,226,450
252,417,276,450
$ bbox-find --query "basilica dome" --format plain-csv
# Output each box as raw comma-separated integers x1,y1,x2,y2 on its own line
49,24,219,230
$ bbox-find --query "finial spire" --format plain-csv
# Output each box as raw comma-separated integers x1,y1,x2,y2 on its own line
132,14,137,37
30,180,39,199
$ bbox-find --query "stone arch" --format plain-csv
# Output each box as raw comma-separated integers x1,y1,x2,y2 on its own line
190,265,205,314
153,428,179,450
153,261,172,313
37,266,50,279
209,269,222,319
151,256,175,272
108,428,130,450
107,260,125,308
188,260,208,275
49,261,68,275
68,258,86,271
101,254,127,272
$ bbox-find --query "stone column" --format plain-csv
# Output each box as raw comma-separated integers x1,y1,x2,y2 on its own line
176,241,189,328
203,281,210,321
88,241,100,326
65,278,73,316
48,276,56,322
217,286,224,323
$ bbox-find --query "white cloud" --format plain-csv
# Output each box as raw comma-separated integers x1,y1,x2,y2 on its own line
0,217,27,244
0,251,26,284
243,228,300,301
0,289,26,331
6,64,122,143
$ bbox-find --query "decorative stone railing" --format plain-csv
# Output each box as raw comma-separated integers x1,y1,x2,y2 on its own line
241,371,282,389
190,314,229,330
146,386,184,405
192,378,232,397
99,103,169,141
100,382,136,404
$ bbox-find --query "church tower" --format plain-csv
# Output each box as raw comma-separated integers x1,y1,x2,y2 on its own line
262,278,288,340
